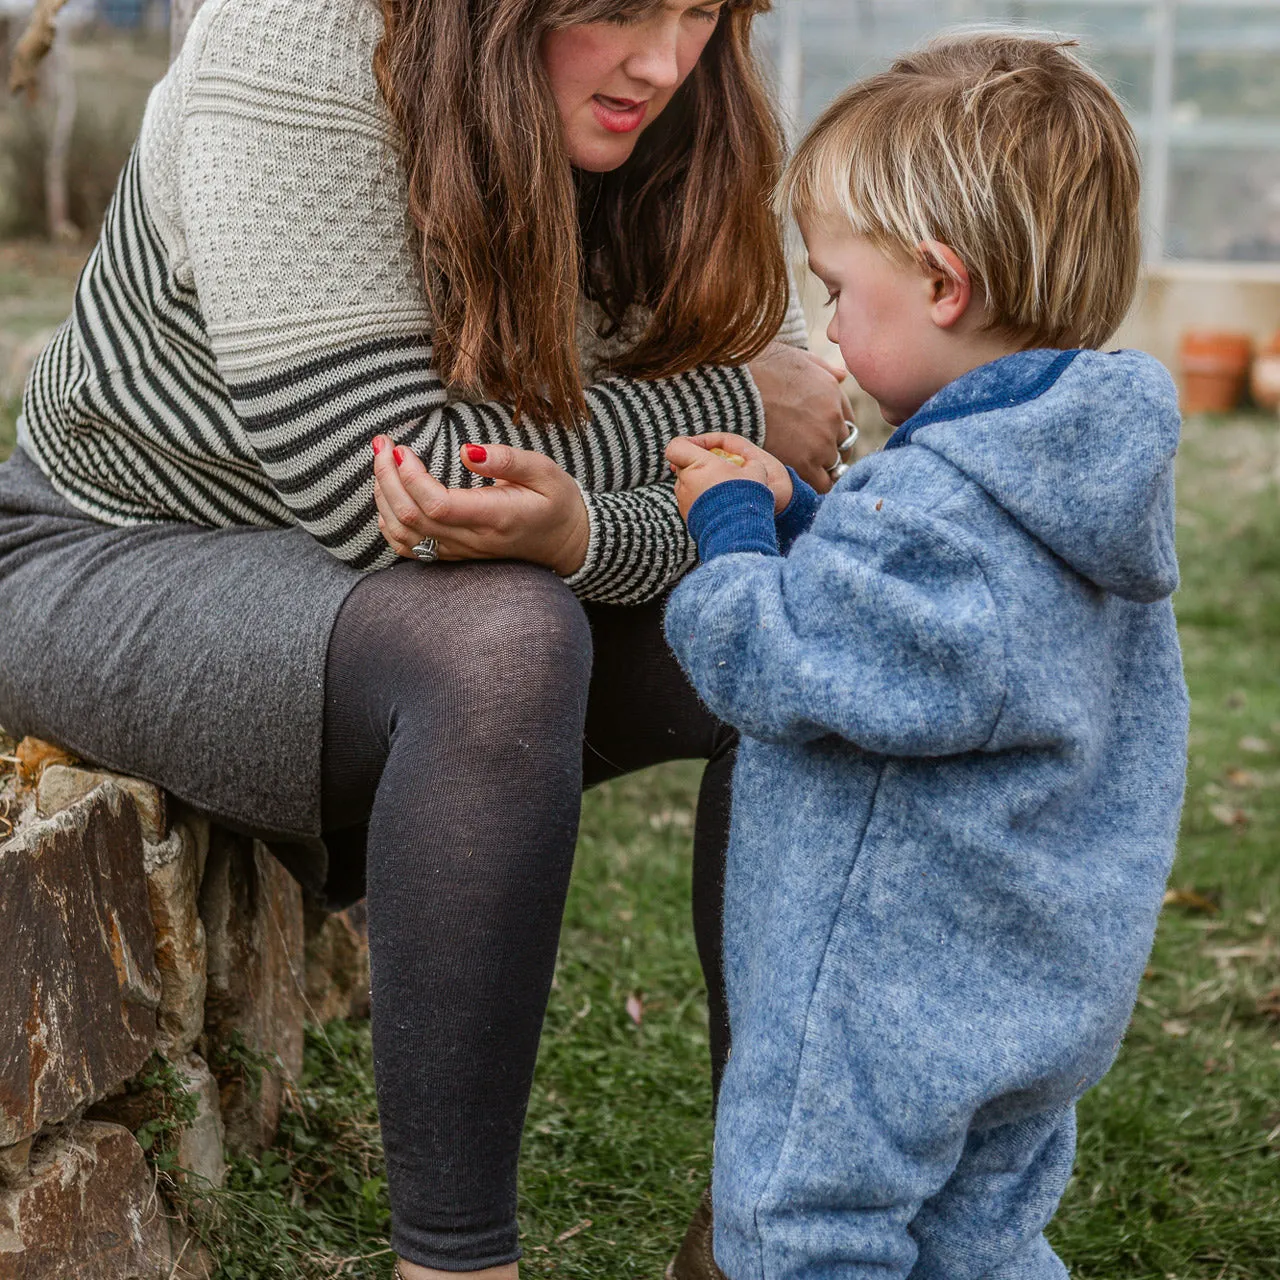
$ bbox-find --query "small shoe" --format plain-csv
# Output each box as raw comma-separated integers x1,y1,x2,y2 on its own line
665,1186,728,1280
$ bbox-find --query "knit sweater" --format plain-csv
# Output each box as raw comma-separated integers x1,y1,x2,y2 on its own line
17,0,804,604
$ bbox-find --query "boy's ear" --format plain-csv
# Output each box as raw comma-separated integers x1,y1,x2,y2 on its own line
918,239,971,329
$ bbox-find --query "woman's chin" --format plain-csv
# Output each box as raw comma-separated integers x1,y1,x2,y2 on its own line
565,132,641,173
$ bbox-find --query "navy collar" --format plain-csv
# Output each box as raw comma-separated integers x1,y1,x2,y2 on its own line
884,349,1082,450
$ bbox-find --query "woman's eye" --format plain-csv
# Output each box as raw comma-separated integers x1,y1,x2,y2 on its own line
825,290,840,307
689,4,724,21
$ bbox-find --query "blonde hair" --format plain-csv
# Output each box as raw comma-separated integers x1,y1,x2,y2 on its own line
779,31,1142,349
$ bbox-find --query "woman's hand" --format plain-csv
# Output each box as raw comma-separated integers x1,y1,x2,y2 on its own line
666,434,785,523
372,437,590,576
747,342,852,493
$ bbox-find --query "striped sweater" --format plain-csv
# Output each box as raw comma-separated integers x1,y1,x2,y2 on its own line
17,0,805,604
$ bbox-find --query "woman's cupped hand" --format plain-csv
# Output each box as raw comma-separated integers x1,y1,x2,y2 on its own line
372,437,590,577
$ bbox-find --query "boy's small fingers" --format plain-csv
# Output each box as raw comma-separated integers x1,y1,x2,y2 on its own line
666,437,707,467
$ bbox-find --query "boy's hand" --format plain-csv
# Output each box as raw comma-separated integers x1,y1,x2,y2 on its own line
666,433,794,522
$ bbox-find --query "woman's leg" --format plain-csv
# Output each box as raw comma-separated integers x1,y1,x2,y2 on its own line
321,560,593,1274
579,595,737,1099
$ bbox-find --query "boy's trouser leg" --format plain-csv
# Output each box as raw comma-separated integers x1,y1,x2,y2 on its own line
907,1106,1076,1279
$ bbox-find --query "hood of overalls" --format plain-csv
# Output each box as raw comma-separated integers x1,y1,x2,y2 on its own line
885,348,1181,603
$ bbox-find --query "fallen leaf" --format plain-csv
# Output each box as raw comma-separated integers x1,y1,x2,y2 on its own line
1225,767,1260,788
14,736,78,789
1246,910,1268,927
625,993,644,1026
1162,1019,1191,1037
1163,887,1220,915
555,1219,592,1245
1258,990,1280,1022
1238,736,1271,754
1208,803,1249,829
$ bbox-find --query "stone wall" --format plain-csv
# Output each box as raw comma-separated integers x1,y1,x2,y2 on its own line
0,734,369,1278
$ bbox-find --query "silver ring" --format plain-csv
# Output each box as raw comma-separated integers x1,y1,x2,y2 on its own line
411,537,439,563
838,420,859,455
825,460,850,481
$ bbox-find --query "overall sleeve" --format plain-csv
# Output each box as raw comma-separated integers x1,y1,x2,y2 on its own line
664,488,1007,754
170,3,763,600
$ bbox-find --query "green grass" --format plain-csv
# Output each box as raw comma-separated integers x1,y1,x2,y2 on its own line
182,411,1280,1279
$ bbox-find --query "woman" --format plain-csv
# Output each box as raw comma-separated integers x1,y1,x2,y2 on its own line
0,0,849,1275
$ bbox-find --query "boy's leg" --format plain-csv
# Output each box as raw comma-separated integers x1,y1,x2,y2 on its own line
907,1106,1077,1280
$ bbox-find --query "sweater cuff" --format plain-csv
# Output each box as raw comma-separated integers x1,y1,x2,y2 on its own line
775,467,822,554
687,480,779,561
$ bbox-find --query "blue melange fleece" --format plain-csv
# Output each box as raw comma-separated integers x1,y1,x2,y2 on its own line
665,349,1188,1280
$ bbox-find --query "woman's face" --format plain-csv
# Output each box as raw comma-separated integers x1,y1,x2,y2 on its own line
541,1,726,172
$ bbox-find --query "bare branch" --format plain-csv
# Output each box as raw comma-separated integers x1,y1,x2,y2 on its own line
9,0,72,101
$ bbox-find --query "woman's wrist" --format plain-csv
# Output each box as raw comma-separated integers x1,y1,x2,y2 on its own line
551,488,592,577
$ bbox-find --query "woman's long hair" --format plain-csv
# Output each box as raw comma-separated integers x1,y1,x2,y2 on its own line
374,0,788,427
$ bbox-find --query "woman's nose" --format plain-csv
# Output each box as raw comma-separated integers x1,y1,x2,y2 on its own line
623,27,682,90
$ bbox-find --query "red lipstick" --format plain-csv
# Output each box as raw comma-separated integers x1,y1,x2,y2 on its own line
591,94,648,134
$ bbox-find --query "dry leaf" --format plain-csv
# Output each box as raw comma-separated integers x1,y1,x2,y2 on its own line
1238,736,1272,754
554,1219,592,1245
1208,803,1249,829
1163,887,1220,915
625,993,644,1026
1258,989,1280,1022
1225,767,1260,788
1246,910,1267,927
14,736,78,790
1162,1019,1191,1037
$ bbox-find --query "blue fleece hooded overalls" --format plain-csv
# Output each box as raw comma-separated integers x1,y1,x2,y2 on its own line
665,349,1189,1280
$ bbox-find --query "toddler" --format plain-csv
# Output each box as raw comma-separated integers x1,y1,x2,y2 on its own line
664,32,1188,1280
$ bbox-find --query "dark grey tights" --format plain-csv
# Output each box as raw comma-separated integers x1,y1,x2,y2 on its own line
320,560,734,1271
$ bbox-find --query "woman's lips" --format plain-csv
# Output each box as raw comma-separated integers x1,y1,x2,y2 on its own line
591,94,649,134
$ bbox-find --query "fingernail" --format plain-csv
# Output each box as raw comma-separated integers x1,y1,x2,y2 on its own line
465,444,487,464
372,438,383,456
393,447,405,466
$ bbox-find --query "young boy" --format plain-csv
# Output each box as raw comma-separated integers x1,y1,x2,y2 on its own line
664,32,1187,1280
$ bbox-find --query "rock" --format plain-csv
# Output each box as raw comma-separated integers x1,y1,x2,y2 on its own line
37,764,167,843
0,789,160,1148
200,832,305,1155
171,1055,226,1197
0,1121,172,1277
0,1141,31,1190
85,1053,224,1198
304,899,371,1024
145,825,207,1059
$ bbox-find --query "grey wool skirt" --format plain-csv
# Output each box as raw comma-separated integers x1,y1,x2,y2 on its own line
0,447,362,863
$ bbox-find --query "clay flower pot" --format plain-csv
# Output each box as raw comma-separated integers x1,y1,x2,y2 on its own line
1178,331,1253,415
1249,332,1280,413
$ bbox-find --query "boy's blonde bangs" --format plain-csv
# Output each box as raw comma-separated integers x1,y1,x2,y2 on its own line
779,32,1144,350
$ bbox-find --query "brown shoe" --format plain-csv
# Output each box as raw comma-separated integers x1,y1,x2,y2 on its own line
665,1186,728,1280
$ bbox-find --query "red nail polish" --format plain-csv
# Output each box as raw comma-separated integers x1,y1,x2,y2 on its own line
372,438,382,455
393,446,405,466
465,444,487,464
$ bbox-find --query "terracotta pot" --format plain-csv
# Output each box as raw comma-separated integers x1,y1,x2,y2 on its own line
1249,332,1280,413
1178,330,1253,415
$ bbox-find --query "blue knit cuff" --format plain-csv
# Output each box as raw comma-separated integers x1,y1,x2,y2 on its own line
776,468,821,555
687,480,780,561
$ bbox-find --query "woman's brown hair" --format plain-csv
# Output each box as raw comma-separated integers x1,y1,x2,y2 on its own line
374,0,788,428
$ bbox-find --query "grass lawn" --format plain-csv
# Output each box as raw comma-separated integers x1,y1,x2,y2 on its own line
1,359,1276,1275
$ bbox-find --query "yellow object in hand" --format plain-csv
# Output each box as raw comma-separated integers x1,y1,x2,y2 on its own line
710,447,747,467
